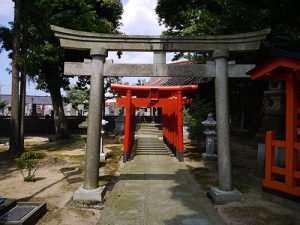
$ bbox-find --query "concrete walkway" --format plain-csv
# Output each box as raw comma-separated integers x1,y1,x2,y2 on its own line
98,124,225,225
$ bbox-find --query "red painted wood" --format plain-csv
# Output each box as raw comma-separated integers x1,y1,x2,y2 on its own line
252,56,300,197
124,90,132,153
265,131,275,182
285,73,297,187
112,84,197,161
177,91,183,153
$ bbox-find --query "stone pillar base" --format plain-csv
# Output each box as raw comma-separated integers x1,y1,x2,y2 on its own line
123,152,129,163
73,185,106,202
177,152,184,162
202,153,218,161
208,186,242,203
100,152,107,162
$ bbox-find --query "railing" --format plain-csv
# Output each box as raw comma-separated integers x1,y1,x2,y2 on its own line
264,130,300,197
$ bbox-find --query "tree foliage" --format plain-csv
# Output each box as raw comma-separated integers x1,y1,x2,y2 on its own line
183,96,213,141
65,86,89,107
26,0,123,92
156,0,300,52
0,99,7,111
0,0,123,139
156,0,299,134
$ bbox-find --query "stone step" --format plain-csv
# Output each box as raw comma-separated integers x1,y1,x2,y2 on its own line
138,128,161,130
138,123,161,126
136,149,167,152
138,130,160,132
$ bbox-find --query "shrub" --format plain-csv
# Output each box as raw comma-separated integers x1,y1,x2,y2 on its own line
183,96,213,142
15,151,39,182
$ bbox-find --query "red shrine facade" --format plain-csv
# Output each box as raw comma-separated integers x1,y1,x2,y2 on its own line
248,54,300,198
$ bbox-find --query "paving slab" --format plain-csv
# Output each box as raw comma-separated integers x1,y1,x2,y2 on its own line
98,125,225,225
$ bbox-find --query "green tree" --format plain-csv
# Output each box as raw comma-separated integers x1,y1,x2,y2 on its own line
19,0,30,152
1,0,123,140
156,0,300,134
104,77,122,101
156,0,300,52
183,96,213,142
10,0,21,154
0,99,7,111
29,0,122,139
65,86,88,107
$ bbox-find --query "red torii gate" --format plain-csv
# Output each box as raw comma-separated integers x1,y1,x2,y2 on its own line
111,84,198,163
248,55,300,198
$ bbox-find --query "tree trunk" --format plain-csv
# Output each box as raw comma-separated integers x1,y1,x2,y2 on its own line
48,83,69,139
19,0,29,151
9,0,21,154
19,70,26,151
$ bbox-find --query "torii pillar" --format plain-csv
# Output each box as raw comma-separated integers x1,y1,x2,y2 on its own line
73,48,107,202
209,48,242,202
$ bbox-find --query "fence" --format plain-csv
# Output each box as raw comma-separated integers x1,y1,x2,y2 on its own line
0,116,118,136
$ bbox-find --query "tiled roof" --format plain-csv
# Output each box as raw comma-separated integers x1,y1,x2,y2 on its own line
146,77,208,86
146,60,210,86
0,94,52,105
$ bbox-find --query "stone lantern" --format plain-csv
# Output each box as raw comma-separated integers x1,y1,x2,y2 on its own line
100,119,108,162
79,117,108,162
202,113,217,160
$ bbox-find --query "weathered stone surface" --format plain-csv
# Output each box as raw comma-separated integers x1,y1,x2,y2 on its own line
0,202,47,225
73,185,106,202
64,62,91,76
254,143,266,177
51,25,270,52
208,187,243,203
65,61,254,77
0,198,16,216
214,53,233,192
83,53,105,190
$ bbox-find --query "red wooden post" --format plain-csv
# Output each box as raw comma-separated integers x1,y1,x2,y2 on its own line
123,90,132,162
162,108,166,140
172,98,176,150
167,103,171,145
285,73,297,187
264,131,275,183
177,91,184,161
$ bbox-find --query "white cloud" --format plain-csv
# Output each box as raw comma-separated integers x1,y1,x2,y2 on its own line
108,51,174,64
0,0,13,19
108,51,153,64
110,1,174,66
120,0,165,35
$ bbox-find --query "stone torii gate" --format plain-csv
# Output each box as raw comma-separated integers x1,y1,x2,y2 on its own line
51,25,270,202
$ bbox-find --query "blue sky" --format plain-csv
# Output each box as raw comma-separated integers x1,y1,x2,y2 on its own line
0,0,172,96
